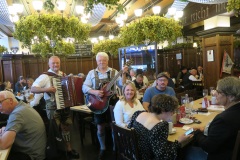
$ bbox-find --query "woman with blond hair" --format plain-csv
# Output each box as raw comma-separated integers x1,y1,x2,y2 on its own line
114,82,144,128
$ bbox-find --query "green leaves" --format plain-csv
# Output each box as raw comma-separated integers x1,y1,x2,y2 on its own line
119,16,182,46
92,39,122,56
13,14,91,56
85,0,123,13
0,45,7,53
31,40,75,57
227,0,240,16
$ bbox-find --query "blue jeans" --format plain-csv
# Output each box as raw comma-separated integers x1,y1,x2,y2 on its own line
184,146,208,160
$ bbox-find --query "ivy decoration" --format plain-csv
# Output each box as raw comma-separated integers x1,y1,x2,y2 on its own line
31,40,75,57
119,16,182,46
0,45,7,53
13,14,91,56
92,39,123,56
227,0,240,16
43,0,55,12
85,0,124,13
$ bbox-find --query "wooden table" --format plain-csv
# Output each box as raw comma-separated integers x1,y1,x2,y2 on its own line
168,96,223,142
0,147,11,160
70,105,93,145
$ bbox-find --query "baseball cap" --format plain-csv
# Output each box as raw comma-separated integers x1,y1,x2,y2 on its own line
157,73,168,79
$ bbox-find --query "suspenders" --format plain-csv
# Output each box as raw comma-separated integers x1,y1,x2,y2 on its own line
94,69,116,90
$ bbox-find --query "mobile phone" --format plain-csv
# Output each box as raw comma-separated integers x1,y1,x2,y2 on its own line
185,128,194,136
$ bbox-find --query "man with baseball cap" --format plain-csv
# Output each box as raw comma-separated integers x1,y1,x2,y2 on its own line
142,72,176,111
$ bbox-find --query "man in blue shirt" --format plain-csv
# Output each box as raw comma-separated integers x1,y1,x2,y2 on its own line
143,72,176,111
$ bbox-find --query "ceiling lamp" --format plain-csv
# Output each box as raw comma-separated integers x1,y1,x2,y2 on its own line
8,6,16,15
193,42,198,48
120,13,128,21
13,4,24,14
32,0,43,12
168,7,176,16
152,6,161,15
175,11,184,18
99,36,104,40
134,9,143,17
75,5,84,15
109,35,114,40
56,1,66,12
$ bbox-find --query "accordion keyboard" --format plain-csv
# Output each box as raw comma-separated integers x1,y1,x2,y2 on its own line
52,77,65,109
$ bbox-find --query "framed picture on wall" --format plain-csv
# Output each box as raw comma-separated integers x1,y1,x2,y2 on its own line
207,50,214,62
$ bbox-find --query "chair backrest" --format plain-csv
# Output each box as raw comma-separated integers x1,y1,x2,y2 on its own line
232,130,240,160
112,122,140,160
176,91,186,105
185,88,197,100
109,105,115,122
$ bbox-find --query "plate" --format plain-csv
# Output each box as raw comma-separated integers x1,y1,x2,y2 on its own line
169,128,176,135
179,118,194,124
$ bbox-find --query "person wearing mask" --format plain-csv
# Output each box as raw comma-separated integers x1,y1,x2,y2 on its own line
128,94,191,160
0,91,46,160
114,82,144,128
142,72,175,111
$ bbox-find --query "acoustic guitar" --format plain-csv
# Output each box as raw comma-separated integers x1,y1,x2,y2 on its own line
86,60,133,114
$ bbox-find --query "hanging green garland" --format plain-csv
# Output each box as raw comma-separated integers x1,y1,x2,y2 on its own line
119,16,182,46
13,14,91,53
92,39,122,56
31,40,75,57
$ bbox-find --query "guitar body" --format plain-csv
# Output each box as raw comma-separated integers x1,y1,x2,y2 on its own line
86,82,115,114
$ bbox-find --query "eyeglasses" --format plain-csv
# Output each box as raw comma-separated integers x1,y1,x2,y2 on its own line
157,78,167,82
0,98,11,105
215,89,224,95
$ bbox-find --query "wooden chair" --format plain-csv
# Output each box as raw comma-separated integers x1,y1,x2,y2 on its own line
112,122,140,160
232,130,240,160
185,88,197,100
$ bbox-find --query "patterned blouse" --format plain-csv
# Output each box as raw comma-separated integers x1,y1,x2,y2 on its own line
128,111,181,160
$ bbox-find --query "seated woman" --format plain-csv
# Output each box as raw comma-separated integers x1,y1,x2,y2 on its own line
128,94,191,160
187,76,240,160
4,81,13,92
114,82,144,128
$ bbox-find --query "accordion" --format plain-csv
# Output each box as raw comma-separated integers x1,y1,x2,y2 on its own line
52,76,84,110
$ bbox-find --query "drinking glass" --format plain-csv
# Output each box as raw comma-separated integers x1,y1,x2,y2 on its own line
202,89,208,97
185,97,193,118
209,87,215,96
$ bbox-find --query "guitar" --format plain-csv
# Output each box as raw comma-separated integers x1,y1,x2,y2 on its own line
86,59,133,114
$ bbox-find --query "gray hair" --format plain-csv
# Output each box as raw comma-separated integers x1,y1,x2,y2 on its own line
96,52,109,61
217,76,240,101
0,91,18,103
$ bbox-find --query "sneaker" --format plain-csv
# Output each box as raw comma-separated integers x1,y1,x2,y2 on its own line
67,149,79,159
98,150,106,160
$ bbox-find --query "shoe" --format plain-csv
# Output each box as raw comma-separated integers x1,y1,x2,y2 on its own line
98,150,106,160
67,149,80,159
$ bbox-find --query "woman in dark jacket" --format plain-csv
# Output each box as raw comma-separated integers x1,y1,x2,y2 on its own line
190,77,240,160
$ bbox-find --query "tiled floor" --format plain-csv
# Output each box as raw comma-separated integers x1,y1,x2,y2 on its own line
70,114,114,160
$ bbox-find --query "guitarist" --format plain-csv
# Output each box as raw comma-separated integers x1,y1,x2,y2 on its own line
82,52,128,159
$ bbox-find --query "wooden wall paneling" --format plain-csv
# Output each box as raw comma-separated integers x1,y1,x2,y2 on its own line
0,59,3,83
2,60,14,83
13,59,23,84
26,58,40,79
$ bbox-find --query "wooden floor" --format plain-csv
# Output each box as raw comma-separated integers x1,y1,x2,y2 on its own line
70,114,114,160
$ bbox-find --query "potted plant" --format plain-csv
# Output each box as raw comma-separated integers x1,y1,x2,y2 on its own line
92,39,123,57
119,15,182,46
13,14,91,56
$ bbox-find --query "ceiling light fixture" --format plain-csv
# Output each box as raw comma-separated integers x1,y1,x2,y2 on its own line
32,0,43,13
152,6,161,15
134,9,143,17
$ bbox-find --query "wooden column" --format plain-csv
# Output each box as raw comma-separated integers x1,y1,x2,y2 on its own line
197,27,237,89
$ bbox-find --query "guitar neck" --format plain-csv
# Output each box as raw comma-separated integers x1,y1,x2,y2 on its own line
106,70,123,91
